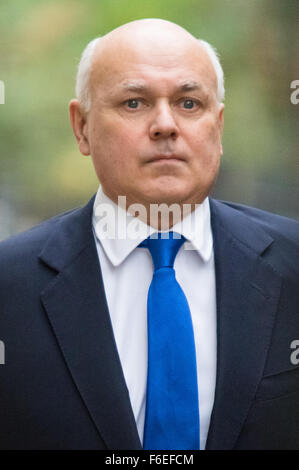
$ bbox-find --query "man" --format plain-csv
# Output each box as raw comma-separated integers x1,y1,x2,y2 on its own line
0,18,299,450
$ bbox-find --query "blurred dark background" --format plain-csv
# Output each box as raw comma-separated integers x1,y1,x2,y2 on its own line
0,0,298,240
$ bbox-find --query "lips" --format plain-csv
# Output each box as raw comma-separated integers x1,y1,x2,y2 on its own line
147,154,185,163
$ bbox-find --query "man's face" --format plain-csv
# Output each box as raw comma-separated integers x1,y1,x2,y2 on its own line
71,24,224,209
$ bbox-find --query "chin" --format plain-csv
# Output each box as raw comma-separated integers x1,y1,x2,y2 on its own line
142,185,192,205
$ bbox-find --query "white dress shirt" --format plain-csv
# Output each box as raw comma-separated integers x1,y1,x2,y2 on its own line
92,186,217,450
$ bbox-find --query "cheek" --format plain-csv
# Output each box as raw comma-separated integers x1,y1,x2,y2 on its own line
92,118,140,159
116,132,141,155
90,124,144,186
188,117,221,158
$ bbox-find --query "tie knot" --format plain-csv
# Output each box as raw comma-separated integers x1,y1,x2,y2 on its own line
139,232,186,271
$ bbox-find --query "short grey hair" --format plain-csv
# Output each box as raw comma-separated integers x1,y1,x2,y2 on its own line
75,36,225,112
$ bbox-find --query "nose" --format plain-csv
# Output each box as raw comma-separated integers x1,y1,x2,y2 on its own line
149,102,179,140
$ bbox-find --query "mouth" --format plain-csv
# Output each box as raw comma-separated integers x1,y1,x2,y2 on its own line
147,154,185,164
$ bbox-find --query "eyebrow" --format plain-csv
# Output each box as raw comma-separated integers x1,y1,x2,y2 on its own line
178,80,203,91
119,79,203,93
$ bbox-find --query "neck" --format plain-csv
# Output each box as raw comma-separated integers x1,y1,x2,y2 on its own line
102,190,205,230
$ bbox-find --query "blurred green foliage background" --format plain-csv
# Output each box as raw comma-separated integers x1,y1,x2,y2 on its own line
0,0,298,239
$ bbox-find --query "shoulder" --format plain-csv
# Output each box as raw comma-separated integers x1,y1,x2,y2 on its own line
0,195,96,315
0,194,95,281
0,207,79,263
213,200,299,243
0,204,89,296
210,198,299,278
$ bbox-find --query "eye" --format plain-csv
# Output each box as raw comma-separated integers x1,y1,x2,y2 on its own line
126,99,140,109
183,99,196,109
177,98,202,111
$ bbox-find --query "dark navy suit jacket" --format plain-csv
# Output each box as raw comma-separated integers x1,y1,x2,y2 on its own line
0,195,299,450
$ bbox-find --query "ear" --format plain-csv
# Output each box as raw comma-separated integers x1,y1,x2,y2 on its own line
218,103,224,155
69,99,91,156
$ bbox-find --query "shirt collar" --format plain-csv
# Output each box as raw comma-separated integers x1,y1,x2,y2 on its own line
92,186,213,267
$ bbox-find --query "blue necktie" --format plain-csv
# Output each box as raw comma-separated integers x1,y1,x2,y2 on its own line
139,232,200,450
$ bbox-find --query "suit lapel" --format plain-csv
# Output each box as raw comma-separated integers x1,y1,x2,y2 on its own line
205,199,282,450
39,197,142,450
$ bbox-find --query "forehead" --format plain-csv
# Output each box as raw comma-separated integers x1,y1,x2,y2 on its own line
90,34,217,98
